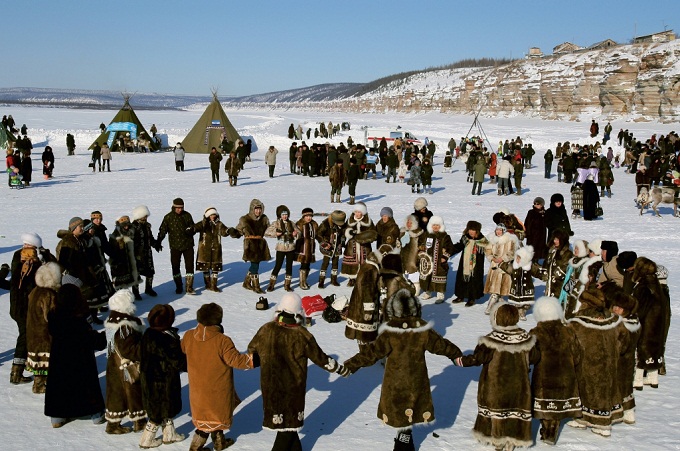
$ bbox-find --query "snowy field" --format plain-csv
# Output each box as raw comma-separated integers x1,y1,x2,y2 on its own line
0,105,678,450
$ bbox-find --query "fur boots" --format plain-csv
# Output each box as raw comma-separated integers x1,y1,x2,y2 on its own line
185,274,195,295
299,269,310,290
32,375,47,394
485,294,500,315
211,430,235,450
330,269,340,286
283,275,293,292
10,364,32,384
267,275,277,292
317,270,326,289
211,274,221,292
250,273,264,294
162,418,186,444
139,422,162,448
105,421,132,434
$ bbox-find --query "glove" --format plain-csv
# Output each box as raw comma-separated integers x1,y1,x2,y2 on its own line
336,365,352,377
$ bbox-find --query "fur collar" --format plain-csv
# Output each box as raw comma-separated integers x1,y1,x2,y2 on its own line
578,255,602,284
568,255,589,270
487,232,519,247
568,310,622,330
348,214,371,229
479,329,536,353
379,318,433,334
623,315,641,333
105,311,144,333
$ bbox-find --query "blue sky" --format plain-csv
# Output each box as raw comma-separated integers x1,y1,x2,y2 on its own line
6,0,679,96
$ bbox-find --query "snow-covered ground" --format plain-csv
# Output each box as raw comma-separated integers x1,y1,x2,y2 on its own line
1,106,677,450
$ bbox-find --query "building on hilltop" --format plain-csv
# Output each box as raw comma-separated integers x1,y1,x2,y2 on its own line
634,30,675,44
587,39,618,51
527,47,543,58
553,42,582,55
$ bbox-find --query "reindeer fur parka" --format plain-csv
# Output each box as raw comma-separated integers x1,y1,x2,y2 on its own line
235,199,271,263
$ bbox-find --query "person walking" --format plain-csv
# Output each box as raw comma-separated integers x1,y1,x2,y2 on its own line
101,143,111,172
265,145,278,178
209,147,222,183
174,143,185,172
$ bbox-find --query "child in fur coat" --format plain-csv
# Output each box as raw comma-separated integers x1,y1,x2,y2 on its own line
397,159,407,183
499,246,535,320
454,303,539,451
419,216,456,304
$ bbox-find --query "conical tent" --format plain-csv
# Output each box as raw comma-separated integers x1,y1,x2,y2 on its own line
89,95,158,151
182,91,241,153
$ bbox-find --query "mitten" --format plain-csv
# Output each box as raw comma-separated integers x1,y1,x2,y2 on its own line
335,365,351,377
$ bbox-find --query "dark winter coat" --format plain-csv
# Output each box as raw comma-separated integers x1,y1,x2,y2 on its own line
524,207,547,261
209,151,223,170
181,324,252,431
412,208,433,232
224,155,242,176
235,199,271,263
140,327,186,423
410,163,422,185
634,275,670,370
109,226,141,289
458,326,539,448
618,316,640,414
568,308,628,428
158,209,195,252
341,214,377,278
599,166,614,188
248,320,342,431
10,248,42,334
345,258,381,342
82,234,113,308
529,320,582,420
56,230,98,298
534,241,573,298
295,217,318,264
45,300,106,419
582,179,600,220
545,203,572,239
132,220,157,277
316,217,346,260
194,217,229,272
420,230,456,293
345,316,462,429
375,217,400,248
20,154,32,183
104,311,145,423
452,232,489,300
26,267,60,375
420,160,434,185
329,163,345,188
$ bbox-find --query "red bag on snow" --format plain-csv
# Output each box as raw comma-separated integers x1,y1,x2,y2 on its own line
301,294,328,317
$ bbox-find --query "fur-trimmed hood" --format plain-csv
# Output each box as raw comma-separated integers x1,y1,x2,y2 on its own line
427,215,445,233
402,215,420,232
384,288,422,320
478,329,536,353
533,296,564,322
512,245,534,270
34,262,62,290
578,255,602,284
573,240,588,259
487,230,519,247
248,198,266,220
105,310,144,333
568,311,622,330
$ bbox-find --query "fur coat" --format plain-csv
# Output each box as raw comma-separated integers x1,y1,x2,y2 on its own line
248,319,344,431
265,218,300,253
26,263,61,375
568,307,628,429
295,217,318,264
533,241,572,298
420,226,457,293
316,217,346,260
344,304,462,429
56,230,97,298
634,275,670,370
181,324,253,431
529,299,582,421
501,246,535,307
376,217,400,248
109,227,141,289
235,199,271,263
132,220,157,277
104,306,145,423
484,232,519,296
617,315,640,416
399,220,426,274
194,217,229,271
140,327,186,423
345,256,381,342
458,320,539,448
561,253,602,319
523,207,547,261
341,214,377,278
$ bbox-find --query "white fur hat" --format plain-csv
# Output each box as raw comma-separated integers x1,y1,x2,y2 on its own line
514,245,534,270
499,207,510,215
131,205,151,221
414,197,428,211
573,240,588,257
588,238,602,256
275,292,305,317
109,289,137,315
353,202,368,216
21,232,42,248
533,296,564,323
35,262,62,290
427,215,445,233
204,207,218,218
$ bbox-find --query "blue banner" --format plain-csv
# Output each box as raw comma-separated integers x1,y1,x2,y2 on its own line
106,122,138,148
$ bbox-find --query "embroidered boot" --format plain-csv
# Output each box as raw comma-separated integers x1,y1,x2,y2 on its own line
267,275,277,292
317,270,326,289
250,273,264,294
185,274,196,295
161,418,186,444
283,275,293,292
139,422,163,448
330,269,341,286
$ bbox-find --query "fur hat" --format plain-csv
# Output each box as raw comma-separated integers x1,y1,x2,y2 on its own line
533,296,564,323
495,222,507,234
533,197,545,207
21,232,42,248
330,210,346,226
427,216,445,233
197,302,223,326
128,206,148,223
579,286,606,310
600,240,619,259
499,207,510,216
464,220,481,234
492,302,519,329
550,193,565,205
380,207,393,218
276,292,304,317
611,291,638,317
551,228,570,248
617,251,638,270
35,262,62,290
109,289,136,315
587,239,602,256
68,217,84,232
204,207,218,218
301,207,314,216
632,257,657,282
148,304,175,330
414,197,428,211
172,198,184,208
276,205,290,218
353,202,368,216
385,288,421,320
380,253,403,276
513,245,534,270
404,214,419,230
573,240,588,257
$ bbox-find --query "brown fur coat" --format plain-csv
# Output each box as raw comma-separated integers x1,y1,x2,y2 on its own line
235,199,271,263
484,232,519,296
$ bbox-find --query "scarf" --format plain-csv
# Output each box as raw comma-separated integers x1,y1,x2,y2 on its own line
463,237,480,281
19,247,40,289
